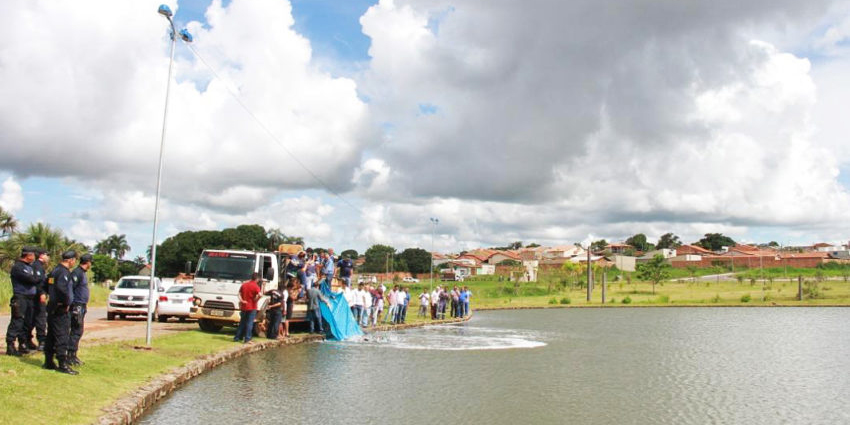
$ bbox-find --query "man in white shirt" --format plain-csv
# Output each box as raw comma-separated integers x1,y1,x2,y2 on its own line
361,285,373,328
384,286,398,324
418,290,429,317
430,286,440,320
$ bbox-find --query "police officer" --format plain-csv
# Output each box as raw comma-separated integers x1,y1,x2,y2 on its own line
68,254,92,366
5,246,40,356
28,248,50,351
43,250,78,375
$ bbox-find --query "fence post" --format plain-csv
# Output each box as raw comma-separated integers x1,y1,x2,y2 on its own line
797,275,803,301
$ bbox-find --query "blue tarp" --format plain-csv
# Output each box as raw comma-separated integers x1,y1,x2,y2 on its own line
319,279,362,340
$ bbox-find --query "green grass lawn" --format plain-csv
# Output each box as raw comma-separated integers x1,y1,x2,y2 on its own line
0,330,235,424
458,276,850,308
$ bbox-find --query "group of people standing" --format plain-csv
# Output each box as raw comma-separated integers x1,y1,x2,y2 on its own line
233,248,354,343
5,247,92,375
344,284,412,327
421,285,472,320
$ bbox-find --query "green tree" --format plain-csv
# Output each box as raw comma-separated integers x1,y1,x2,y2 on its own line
398,247,432,275
0,206,18,238
361,244,397,273
91,254,119,282
656,233,682,249
525,243,541,248
10,223,85,269
767,241,779,247
636,254,671,294
590,239,608,251
625,234,652,252
497,259,521,267
340,249,358,259
94,234,132,259
696,233,736,251
117,260,141,277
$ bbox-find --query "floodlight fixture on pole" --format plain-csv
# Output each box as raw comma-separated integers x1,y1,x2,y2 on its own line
147,4,192,347
430,217,439,294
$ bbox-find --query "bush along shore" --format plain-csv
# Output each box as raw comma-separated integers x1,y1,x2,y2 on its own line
0,315,469,425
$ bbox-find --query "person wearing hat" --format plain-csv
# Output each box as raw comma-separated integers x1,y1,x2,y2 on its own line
27,248,50,352
43,250,78,375
67,254,92,366
5,246,40,356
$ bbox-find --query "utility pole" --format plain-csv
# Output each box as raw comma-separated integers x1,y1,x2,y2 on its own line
430,217,439,294
586,248,592,302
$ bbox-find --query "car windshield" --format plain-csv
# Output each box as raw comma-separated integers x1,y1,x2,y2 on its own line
117,278,152,289
196,252,255,281
167,286,193,294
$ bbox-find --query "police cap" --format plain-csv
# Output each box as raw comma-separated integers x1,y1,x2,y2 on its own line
36,248,48,256
80,254,93,264
61,250,78,260
20,246,36,255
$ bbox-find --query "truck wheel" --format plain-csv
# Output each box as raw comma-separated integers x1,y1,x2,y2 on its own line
158,315,169,323
107,312,115,321
198,319,223,333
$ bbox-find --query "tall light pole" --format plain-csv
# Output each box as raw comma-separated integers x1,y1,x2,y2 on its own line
147,4,192,346
430,217,439,293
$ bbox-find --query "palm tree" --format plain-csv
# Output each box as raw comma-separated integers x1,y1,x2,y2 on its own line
0,206,18,238
94,234,132,259
109,234,131,259
266,228,285,250
11,223,85,268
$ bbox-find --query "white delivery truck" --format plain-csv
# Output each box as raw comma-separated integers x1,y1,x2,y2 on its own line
189,247,307,333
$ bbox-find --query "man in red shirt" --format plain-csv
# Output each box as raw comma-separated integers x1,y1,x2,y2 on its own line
234,273,262,343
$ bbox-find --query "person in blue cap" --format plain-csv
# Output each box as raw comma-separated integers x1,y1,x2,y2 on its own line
5,246,40,356
43,250,78,375
68,253,92,366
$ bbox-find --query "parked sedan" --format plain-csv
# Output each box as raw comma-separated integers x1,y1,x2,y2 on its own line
156,284,194,322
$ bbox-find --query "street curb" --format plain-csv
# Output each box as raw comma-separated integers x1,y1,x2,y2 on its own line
96,316,471,425
96,334,324,425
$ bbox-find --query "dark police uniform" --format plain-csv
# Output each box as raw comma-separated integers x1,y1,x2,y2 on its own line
5,251,40,356
44,259,75,373
68,258,90,364
265,290,283,339
30,255,49,348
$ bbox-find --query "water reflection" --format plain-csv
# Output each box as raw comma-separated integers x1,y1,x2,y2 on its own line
142,308,850,425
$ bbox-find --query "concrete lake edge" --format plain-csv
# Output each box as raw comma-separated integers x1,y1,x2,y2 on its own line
96,315,470,425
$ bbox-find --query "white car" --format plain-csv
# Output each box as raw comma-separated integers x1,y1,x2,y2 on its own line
156,284,194,322
107,276,163,320
402,277,420,283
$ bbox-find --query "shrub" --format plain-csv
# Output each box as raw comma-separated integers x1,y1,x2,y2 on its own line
610,298,616,303
749,278,756,286
622,296,632,304
737,275,744,284
711,294,721,303
657,295,670,303
548,297,558,305
763,293,772,302
740,294,751,303
559,297,571,305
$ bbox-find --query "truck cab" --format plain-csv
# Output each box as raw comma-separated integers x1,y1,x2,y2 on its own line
189,249,306,333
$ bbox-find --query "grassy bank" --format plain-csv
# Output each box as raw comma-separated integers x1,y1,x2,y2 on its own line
0,270,110,314
424,276,850,308
0,330,235,424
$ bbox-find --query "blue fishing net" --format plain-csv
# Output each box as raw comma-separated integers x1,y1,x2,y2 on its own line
319,279,362,340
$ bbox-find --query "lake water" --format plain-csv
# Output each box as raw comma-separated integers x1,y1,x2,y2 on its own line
141,308,850,424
